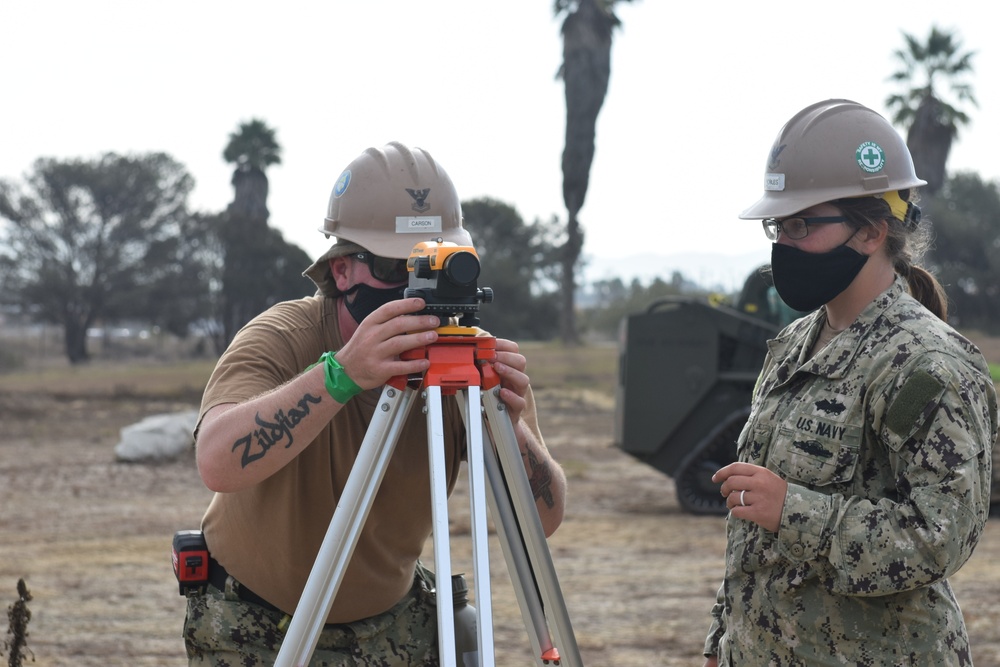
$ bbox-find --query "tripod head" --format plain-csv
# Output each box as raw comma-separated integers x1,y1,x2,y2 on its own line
403,238,494,333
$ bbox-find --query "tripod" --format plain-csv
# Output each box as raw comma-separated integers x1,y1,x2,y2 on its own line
274,333,582,667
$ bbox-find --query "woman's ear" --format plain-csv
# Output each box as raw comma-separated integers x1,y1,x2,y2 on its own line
854,219,889,253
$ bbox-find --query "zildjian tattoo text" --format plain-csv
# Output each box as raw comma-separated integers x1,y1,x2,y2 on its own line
232,393,323,467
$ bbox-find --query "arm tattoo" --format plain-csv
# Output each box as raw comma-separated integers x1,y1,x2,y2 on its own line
231,393,323,468
523,446,555,509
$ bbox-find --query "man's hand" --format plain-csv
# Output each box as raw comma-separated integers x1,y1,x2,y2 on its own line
334,298,441,389
492,338,530,425
488,338,567,536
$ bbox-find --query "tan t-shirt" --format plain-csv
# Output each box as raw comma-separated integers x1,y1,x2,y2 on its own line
197,295,469,623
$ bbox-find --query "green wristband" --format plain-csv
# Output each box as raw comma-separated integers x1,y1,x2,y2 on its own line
315,351,362,404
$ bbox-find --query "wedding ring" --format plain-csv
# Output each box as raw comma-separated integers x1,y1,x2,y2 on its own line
740,490,746,507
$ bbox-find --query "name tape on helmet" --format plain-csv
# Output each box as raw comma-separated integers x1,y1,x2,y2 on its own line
764,173,785,192
396,216,443,233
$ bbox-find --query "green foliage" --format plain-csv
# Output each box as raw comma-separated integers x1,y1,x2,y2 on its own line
926,172,1000,332
0,153,202,363
886,26,977,134
885,26,977,194
461,197,562,340
212,212,314,352
129,211,217,338
223,118,282,172
553,0,629,23
580,273,709,339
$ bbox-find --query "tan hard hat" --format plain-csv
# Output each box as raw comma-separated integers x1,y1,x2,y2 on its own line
740,99,927,220
304,141,473,296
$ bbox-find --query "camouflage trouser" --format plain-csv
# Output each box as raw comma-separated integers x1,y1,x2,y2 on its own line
183,563,439,666
992,433,1000,508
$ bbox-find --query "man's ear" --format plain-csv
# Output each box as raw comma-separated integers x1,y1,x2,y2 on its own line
329,257,352,292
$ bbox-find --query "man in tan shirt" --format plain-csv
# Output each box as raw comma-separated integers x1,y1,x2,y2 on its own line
183,142,566,666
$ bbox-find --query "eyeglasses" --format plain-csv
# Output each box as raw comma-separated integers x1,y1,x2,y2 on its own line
761,215,848,240
351,252,409,283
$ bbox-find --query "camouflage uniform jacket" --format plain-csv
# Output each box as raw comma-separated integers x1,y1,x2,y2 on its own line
705,276,998,666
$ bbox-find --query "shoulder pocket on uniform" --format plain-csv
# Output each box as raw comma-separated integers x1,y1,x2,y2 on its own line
881,366,949,452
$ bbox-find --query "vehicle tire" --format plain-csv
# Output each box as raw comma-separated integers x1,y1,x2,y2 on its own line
673,411,745,516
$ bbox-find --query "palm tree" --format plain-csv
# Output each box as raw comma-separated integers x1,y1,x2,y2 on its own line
555,0,630,344
885,26,977,195
218,119,285,345
224,118,282,171
223,118,282,222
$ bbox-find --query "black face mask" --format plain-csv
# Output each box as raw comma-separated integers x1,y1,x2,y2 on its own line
769,242,869,312
342,283,406,324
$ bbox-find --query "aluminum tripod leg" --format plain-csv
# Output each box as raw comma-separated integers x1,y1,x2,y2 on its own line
481,387,583,667
425,384,495,667
273,333,581,667
274,384,416,667
463,387,496,666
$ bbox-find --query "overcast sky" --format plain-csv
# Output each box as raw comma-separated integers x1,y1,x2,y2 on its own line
3,1,996,288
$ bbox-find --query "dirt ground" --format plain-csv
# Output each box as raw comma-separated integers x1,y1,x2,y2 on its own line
3,351,1000,666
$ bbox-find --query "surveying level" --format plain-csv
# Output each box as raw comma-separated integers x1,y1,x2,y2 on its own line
404,238,494,330
273,328,582,666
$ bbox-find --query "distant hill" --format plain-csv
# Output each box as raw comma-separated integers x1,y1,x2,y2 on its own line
580,250,770,294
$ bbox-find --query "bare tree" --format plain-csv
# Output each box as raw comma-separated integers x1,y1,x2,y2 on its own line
555,0,630,343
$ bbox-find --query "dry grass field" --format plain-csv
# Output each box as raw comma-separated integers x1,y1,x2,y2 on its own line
2,336,1000,666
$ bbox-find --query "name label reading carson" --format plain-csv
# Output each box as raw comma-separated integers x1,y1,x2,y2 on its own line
396,215,443,233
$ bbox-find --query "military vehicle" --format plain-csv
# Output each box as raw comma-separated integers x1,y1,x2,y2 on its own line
615,268,1000,515
613,268,795,515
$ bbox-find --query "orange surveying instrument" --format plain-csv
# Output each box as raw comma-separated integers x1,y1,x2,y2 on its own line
274,240,581,667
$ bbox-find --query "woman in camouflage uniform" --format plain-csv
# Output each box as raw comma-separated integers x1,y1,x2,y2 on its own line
703,100,998,666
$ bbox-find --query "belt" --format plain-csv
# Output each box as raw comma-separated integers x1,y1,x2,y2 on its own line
208,558,283,615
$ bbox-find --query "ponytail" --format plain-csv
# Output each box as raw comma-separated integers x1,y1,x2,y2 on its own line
899,263,949,321
837,192,948,321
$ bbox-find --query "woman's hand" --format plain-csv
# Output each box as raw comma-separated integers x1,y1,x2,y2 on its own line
713,462,788,533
